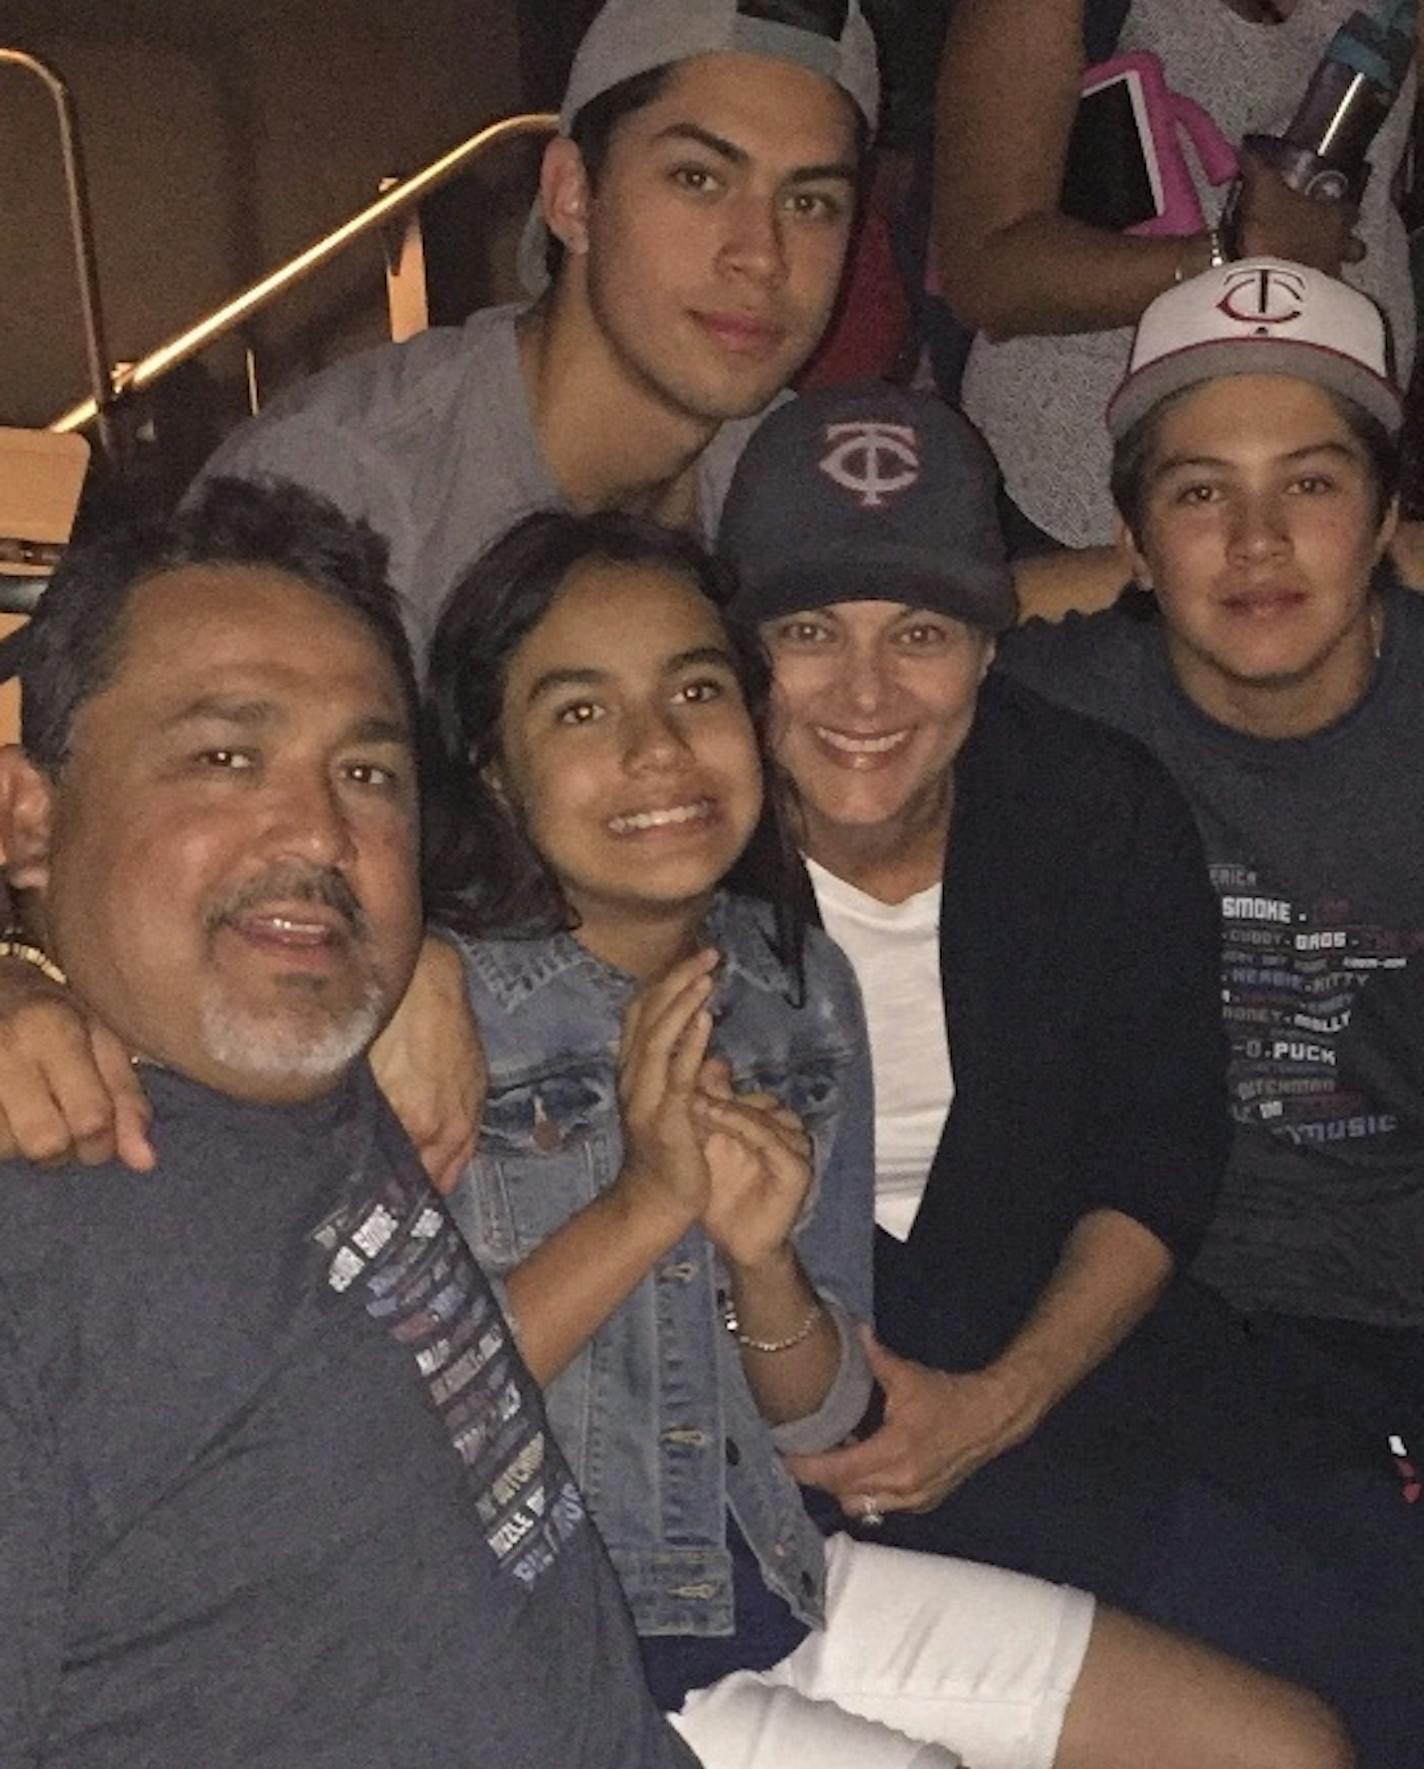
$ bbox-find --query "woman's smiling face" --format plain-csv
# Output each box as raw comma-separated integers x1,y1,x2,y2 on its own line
762,598,994,858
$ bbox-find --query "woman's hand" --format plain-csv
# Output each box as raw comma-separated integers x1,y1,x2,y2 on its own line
694,1061,813,1271
1233,146,1364,273
612,949,718,1239
0,961,153,1170
785,1329,1041,1517
369,934,485,1194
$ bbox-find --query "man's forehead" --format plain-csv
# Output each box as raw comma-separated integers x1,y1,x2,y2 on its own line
99,564,406,721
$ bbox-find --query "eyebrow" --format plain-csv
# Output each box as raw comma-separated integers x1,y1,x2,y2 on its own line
159,696,410,746
649,121,856,185
1149,439,1364,482
525,646,737,707
160,696,277,732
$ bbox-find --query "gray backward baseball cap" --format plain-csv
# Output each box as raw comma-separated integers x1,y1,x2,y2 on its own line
518,0,880,296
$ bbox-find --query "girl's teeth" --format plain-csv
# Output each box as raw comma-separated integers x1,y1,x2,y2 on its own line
609,801,710,834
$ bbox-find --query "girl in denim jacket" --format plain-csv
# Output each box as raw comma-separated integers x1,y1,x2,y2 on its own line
420,508,1342,1769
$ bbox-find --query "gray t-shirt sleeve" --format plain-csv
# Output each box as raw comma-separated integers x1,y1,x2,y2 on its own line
195,412,425,643
997,607,1156,742
697,393,794,540
0,1288,65,1762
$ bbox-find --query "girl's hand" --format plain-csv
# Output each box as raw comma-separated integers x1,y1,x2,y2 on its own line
613,949,718,1238
694,1062,813,1270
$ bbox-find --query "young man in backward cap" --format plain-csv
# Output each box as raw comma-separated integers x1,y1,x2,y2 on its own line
199,0,881,657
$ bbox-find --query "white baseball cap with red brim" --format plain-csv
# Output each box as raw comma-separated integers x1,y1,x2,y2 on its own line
1107,257,1403,440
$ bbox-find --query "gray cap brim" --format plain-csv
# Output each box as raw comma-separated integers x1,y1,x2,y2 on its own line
1108,337,1404,438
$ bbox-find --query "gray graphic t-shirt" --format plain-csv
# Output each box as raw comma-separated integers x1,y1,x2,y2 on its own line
1000,584,1424,1327
0,1062,691,1767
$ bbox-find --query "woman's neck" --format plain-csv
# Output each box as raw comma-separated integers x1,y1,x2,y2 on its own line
802,785,952,906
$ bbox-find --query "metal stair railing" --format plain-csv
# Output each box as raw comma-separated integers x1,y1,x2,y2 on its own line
2,48,119,464
42,108,559,437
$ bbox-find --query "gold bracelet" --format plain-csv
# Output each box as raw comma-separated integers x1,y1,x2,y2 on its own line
0,930,66,987
1174,227,1228,286
721,1294,824,1354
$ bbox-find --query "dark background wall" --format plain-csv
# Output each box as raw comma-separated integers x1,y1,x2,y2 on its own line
2,1,928,433
1,0,530,429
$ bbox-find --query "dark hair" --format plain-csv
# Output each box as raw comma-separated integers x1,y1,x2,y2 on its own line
20,475,419,774
544,65,678,282
1110,383,1400,542
422,508,805,977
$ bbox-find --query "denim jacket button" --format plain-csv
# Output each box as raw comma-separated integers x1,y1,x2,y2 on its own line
530,1095,562,1152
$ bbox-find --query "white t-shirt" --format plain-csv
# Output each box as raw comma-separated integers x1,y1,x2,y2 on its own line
807,857,953,1241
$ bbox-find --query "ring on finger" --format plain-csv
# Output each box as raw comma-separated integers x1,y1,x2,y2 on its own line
857,1494,886,1527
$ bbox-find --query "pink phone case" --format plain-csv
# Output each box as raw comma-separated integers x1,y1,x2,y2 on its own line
1081,50,1239,236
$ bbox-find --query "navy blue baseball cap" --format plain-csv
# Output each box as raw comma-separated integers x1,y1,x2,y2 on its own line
721,385,1017,633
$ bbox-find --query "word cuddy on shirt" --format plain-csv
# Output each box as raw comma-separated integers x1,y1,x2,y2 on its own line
1213,860,1424,1147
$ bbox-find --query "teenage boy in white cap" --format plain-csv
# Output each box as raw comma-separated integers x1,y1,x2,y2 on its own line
994,259,1424,1766
199,0,880,655
1001,258,1422,1417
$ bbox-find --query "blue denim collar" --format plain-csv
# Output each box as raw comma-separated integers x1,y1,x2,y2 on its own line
460,893,793,1014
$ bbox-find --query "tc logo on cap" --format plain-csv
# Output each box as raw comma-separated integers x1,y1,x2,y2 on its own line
820,421,920,509
1216,265,1306,331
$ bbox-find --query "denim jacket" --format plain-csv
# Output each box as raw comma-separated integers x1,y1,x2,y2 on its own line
446,892,874,1637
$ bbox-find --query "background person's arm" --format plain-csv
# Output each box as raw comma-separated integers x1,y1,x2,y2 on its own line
933,0,1356,342
1013,543,1133,623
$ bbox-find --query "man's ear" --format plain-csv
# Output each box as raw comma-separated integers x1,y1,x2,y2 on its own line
0,747,55,893
539,135,593,262
1116,516,1152,592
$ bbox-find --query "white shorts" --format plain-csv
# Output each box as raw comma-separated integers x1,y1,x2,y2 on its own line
669,1534,1095,1769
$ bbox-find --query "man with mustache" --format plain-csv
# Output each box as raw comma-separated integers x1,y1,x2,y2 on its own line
0,475,695,1768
